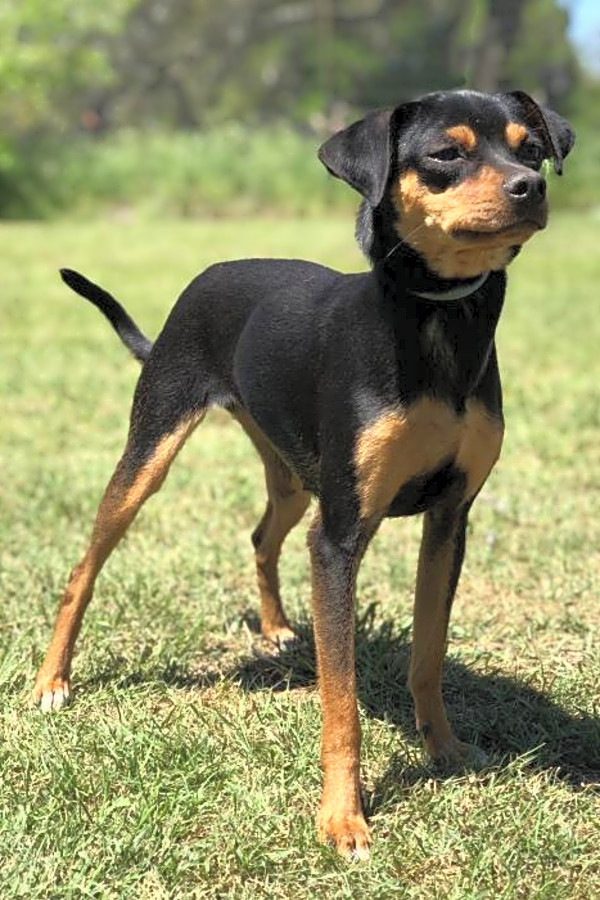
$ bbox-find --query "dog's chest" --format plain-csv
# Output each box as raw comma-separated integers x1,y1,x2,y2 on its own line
354,397,503,519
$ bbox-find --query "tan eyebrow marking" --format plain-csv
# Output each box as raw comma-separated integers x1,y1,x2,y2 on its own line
505,122,528,149
445,125,477,151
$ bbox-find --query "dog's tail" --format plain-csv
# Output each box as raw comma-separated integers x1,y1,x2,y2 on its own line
60,268,153,364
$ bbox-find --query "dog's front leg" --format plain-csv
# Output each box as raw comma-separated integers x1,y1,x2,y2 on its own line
308,507,375,860
409,502,484,765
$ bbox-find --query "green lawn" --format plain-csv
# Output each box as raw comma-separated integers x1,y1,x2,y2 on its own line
1,215,599,898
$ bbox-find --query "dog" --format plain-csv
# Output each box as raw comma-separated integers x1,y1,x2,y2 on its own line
33,89,574,860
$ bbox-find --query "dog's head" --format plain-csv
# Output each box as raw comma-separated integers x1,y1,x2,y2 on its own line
318,90,574,279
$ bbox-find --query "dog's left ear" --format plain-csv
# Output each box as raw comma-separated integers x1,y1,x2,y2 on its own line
318,107,397,207
506,90,575,175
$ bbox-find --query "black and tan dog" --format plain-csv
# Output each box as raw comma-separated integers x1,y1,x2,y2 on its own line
33,89,573,859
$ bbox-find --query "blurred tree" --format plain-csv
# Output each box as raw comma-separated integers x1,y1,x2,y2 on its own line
0,0,582,138
466,0,528,93
504,0,577,106
0,0,576,141
76,0,577,132
462,0,577,105
0,0,134,135
0,0,133,212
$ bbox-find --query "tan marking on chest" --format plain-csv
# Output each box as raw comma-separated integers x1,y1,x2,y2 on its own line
456,402,504,499
446,124,477,151
505,122,528,150
355,398,503,519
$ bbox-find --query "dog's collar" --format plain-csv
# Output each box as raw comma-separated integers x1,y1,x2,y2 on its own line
409,271,490,302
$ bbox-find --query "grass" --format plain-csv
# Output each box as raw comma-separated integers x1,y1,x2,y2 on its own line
1,213,599,898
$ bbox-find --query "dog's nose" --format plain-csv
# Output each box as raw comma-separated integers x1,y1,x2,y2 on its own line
503,171,546,203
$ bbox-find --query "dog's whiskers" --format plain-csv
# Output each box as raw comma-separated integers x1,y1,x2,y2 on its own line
384,221,428,260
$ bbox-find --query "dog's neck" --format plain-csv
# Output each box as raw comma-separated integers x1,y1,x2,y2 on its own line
356,199,507,404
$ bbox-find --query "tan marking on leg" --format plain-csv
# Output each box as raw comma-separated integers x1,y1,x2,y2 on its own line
394,168,539,278
234,410,309,642
407,404,502,762
409,511,462,760
445,124,477,151
32,413,203,708
233,410,304,496
253,490,310,641
505,122,528,150
409,507,488,768
121,418,201,512
308,509,373,859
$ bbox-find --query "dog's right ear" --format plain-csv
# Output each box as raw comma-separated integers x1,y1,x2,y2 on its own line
506,91,575,175
318,108,397,208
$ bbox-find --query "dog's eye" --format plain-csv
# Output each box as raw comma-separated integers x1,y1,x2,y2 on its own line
517,142,544,169
429,146,462,162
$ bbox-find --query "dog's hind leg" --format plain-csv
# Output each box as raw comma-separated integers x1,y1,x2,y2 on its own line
32,380,206,711
235,411,310,644
252,482,310,645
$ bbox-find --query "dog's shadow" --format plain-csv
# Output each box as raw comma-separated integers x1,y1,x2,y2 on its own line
87,602,600,810
232,604,600,808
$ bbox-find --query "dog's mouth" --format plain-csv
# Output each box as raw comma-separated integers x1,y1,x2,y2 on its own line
452,217,546,242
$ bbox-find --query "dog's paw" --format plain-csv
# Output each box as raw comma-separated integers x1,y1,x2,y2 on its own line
455,741,489,769
318,810,371,861
262,624,298,651
31,677,71,713
432,738,489,770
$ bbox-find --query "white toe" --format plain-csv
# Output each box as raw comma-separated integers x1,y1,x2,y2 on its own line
39,685,70,713
40,691,54,713
350,844,371,863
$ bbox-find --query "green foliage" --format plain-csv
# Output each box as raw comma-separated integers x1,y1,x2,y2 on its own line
0,0,135,214
0,0,133,130
541,79,600,210
0,0,595,219
1,215,599,896
1,120,595,221
0,128,354,219
507,0,575,90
